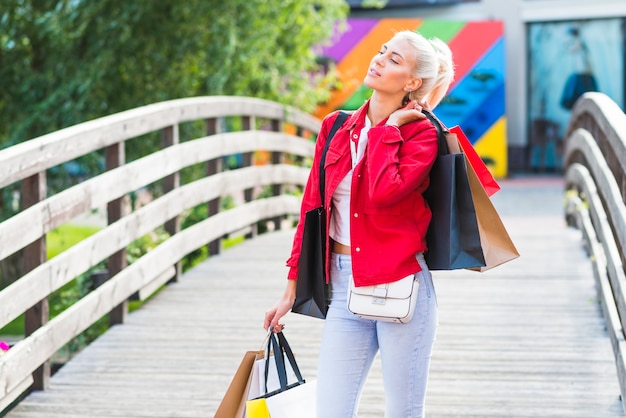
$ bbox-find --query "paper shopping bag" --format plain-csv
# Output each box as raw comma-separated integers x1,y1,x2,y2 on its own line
254,354,300,396
247,381,317,418
422,110,486,270
465,156,519,271
215,350,264,418
246,357,262,401
421,110,499,197
245,398,271,418
246,332,315,418
425,152,486,270
292,206,329,319
264,379,317,418
292,112,348,320
450,125,500,197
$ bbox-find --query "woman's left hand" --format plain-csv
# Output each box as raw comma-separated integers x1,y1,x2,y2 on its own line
386,100,430,127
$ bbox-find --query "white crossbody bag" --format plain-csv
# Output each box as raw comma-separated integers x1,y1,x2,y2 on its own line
347,274,419,323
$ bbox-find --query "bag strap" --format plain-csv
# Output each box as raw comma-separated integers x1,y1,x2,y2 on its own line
276,331,305,384
422,109,449,156
319,111,349,207
262,332,305,395
263,332,287,394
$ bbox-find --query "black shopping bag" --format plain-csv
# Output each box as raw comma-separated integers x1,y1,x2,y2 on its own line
292,206,328,319
422,110,486,270
292,112,348,319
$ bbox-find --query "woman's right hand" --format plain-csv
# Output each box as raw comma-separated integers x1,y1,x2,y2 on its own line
264,279,297,333
386,100,430,127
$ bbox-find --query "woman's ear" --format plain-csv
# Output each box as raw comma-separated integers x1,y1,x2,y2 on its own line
405,77,422,93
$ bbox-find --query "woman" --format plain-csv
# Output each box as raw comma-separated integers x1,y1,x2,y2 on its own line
264,30,455,417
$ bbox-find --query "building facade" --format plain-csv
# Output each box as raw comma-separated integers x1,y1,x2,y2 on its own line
338,0,626,174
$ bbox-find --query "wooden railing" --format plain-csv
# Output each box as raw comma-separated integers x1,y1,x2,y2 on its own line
0,96,320,411
563,92,626,411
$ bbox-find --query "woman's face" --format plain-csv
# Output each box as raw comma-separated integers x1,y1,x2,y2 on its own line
364,37,420,98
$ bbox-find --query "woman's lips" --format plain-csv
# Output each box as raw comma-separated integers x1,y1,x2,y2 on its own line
368,67,380,77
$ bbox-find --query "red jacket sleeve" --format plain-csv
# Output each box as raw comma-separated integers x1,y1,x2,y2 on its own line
366,119,438,207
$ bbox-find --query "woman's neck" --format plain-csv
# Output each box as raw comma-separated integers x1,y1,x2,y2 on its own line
367,93,403,126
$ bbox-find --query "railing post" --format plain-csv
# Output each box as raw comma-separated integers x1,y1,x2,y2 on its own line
242,116,256,239
270,118,284,231
294,125,306,167
106,142,128,326
206,118,222,255
162,125,181,282
22,172,50,390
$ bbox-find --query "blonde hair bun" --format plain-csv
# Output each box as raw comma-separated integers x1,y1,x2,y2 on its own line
392,30,455,108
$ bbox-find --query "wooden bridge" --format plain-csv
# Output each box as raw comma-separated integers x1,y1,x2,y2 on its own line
1,94,625,417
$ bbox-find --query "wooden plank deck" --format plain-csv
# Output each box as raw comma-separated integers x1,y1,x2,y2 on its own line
4,177,624,417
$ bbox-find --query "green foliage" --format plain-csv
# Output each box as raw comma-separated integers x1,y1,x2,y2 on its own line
0,314,23,337
0,222,100,337
360,0,390,8
46,223,103,323
0,0,347,233
48,225,169,362
180,203,213,271
45,223,104,346
47,223,101,259
49,269,104,361
125,228,170,265
0,0,348,147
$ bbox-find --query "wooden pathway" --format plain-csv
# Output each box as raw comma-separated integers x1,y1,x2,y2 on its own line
4,177,624,417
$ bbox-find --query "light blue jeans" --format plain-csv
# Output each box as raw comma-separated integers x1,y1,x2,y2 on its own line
316,252,438,418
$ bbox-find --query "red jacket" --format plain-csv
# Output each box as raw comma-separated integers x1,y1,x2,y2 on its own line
286,100,439,287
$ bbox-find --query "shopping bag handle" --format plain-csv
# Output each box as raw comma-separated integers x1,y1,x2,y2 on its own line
262,332,305,395
276,332,305,384
319,111,349,207
264,332,287,394
421,109,450,156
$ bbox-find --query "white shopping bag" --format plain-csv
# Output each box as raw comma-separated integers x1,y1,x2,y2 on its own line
265,380,317,418
254,355,299,395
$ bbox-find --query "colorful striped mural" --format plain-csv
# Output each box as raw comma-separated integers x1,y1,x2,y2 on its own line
318,18,507,177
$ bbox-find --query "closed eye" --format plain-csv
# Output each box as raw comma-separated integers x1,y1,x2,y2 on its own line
378,45,401,64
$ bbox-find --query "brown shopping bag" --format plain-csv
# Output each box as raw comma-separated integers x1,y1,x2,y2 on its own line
465,157,519,272
215,349,264,418
450,125,501,197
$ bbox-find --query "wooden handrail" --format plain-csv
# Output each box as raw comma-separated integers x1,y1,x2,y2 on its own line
564,92,626,411
0,96,320,411
0,97,319,190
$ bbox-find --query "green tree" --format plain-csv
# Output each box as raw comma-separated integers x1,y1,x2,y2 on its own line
0,0,348,146
0,0,347,286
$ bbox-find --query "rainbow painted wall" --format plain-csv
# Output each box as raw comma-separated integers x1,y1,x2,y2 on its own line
318,18,507,178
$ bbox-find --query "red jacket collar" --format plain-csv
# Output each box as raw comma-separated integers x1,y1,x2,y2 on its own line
343,99,392,131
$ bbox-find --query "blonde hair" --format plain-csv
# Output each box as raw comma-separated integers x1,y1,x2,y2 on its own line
392,30,455,108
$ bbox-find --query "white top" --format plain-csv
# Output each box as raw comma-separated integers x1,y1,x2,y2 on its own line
329,116,371,246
